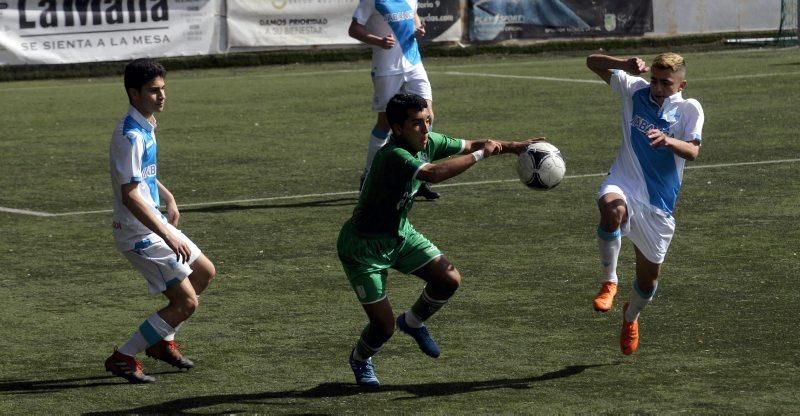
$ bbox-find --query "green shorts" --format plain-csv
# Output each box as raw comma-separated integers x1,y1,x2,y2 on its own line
337,220,442,304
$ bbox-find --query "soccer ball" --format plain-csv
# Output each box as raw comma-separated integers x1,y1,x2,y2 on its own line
516,142,566,190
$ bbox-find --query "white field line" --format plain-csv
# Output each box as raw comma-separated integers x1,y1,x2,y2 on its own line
0,207,54,217
3,60,798,93
3,158,798,218
436,71,604,84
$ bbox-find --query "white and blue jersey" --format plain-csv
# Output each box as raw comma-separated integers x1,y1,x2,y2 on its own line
353,0,423,76
607,70,704,217
110,106,167,251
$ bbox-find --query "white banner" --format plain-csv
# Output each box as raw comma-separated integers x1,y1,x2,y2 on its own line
0,0,221,65
227,0,360,48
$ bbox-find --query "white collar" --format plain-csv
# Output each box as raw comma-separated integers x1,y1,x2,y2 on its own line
128,105,156,132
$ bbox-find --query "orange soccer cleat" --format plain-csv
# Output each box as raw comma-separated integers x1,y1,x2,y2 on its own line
593,281,618,312
620,302,639,355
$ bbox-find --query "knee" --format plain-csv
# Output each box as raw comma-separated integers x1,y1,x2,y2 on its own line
173,295,199,320
600,205,625,228
432,268,461,296
443,270,461,293
207,262,217,282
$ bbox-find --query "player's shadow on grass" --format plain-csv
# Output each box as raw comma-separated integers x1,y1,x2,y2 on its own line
0,371,183,394
180,197,358,214
83,363,615,415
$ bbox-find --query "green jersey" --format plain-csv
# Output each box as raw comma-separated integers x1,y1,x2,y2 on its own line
350,132,465,237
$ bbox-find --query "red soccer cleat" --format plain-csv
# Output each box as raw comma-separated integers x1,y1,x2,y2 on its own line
145,340,195,369
105,350,155,383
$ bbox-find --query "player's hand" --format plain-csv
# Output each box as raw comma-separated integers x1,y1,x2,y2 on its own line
627,57,649,75
165,232,192,264
483,140,502,157
646,128,670,148
379,34,396,49
508,137,545,154
166,200,180,227
415,23,426,38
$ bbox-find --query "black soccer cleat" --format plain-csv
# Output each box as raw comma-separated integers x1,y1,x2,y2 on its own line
416,183,440,200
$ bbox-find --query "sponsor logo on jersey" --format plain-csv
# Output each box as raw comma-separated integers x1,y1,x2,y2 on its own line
631,115,669,136
142,164,157,177
631,115,655,135
384,10,414,23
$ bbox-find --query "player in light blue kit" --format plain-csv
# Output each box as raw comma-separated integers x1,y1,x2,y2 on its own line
349,0,440,200
586,53,704,355
105,58,216,383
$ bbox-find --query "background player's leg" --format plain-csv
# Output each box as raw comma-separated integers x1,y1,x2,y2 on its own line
594,194,626,312
361,113,390,190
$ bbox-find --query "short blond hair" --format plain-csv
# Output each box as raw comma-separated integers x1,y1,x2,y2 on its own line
652,52,686,74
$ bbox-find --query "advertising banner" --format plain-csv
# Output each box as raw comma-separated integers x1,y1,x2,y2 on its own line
417,0,462,43
0,0,220,65
228,0,463,48
469,0,653,42
227,0,359,48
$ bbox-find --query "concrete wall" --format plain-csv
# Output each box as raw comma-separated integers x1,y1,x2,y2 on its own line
652,0,782,35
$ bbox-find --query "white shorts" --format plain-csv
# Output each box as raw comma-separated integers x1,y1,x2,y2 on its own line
598,182,676,264
121,226,202,295
371,66,432,112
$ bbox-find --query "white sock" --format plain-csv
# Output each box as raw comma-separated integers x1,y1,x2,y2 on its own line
118,331,148,357
136,312,176,348
363,128,389,178
403,311,424,329
597,226,621,283
625,280,658,322
163,323,182,342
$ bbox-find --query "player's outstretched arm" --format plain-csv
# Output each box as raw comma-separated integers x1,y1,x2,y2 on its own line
463,137,545,155
587,54,649,84
417,140,502,183
121,183,191,263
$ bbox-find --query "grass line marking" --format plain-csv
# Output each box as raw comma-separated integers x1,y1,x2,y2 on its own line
436,71,604,84
0,207,55,217
5,158,798,218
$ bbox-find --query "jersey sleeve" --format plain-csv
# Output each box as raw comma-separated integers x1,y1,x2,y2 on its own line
427,132,466,161
610,70,649,99
112,131,145,185
385,146,427,184
678,99,704,143
352,0,374,25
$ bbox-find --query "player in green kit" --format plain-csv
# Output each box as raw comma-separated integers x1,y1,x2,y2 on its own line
337,93,540,387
